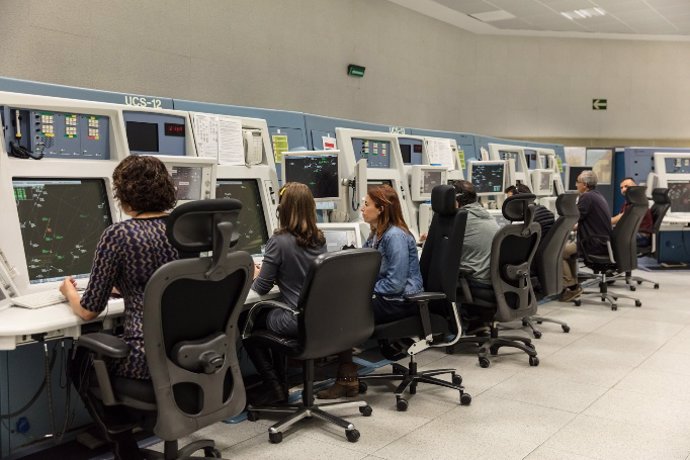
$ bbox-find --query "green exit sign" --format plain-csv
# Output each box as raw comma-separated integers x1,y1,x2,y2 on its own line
347,64,365,77
592,99,607,110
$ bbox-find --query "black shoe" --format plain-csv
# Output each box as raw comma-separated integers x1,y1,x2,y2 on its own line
247,379,287,407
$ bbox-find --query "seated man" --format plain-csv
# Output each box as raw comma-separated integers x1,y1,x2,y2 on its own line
453,180,499,335
611,177,653,248
506,184,555,295
505,183,555,237
561,170,612,301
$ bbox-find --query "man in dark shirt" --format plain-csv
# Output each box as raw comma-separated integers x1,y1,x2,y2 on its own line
505,183,555,237
611,177,654,247
560,170,612,301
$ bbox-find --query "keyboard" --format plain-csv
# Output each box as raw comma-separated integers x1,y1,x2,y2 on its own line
12,291,67,309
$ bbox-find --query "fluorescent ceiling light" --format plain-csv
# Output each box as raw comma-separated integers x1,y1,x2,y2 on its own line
561,7,606,20
469,10,515,23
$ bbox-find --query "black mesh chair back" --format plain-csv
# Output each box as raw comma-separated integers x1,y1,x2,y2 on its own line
534,193,579,296
611,186,648,272
144,199,253,441
296,249,381,360
650,188,671,233
491,194,541,322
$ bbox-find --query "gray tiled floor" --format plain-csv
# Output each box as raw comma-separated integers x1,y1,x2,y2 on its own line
155,270,690,459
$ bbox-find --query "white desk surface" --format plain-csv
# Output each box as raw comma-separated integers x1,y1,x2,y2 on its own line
0,288,279,351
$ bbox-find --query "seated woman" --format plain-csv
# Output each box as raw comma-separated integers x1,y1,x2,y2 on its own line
60,155,180,460
245,182,327,405
317,184,423,399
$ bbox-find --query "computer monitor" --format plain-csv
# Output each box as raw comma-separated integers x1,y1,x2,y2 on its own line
282,151,340,201
531,169,554,196
524,149,538,169
351,138,391,169
12,178,113,285
468,161,506,195
398,138,423,165
170,165,204,201
215,179,270,256
667,181,690,213
566,166,593,191
367,179,393,192
410,165,447,201
158,156,215,203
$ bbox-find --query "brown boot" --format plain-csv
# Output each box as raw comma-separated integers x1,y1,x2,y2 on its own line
316,363,359,399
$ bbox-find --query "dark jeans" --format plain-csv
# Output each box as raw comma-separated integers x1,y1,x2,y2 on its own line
372,294,418,324
637,233,651,249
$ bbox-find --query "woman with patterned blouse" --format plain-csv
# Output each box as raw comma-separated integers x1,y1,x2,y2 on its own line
60,155,180,459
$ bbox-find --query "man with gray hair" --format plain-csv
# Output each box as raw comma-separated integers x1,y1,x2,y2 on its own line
560,170,612,301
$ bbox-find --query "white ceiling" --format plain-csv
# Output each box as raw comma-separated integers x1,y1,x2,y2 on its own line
386,0,690,41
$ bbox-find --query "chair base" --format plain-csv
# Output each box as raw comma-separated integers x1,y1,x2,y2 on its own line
522,316,571,338
142,439,221,459
246,399,370,444
625,271,660,290
573,278,642,311
358,358,471,411
448,328,539,368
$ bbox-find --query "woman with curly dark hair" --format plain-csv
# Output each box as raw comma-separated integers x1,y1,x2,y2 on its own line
59,155,179,459
246,182,327,405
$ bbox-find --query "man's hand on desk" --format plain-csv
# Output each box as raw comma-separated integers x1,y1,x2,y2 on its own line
253,263,261,280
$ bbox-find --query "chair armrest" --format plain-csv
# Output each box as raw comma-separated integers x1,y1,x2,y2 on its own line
242,299,297,339
77,332,130,359
404,291,446,303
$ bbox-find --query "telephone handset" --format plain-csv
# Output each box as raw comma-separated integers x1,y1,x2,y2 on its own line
243,129,263,165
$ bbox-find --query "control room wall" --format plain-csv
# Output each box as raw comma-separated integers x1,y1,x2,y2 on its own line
1,0,689,141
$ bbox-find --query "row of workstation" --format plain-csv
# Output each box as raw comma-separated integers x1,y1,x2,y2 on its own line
0,86,577,457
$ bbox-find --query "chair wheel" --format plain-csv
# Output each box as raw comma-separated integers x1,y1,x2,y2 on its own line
612,296,618,301
452,374,462,385
629,286,636,291
460,392,472,406
635,300,642,307
359,405,372,417
562,325,570,333
269,431,283,444
611,305,618,311
246,410,259,422
396,397,409,411
536,320,543,325
358,381,368,393
654,284,659,289
637,280,642,285
346,429,360,443
522,319,528,327
574,299,581,306
479,357,490,368
533,330,542,339
529,356,540,366
204,447,222,458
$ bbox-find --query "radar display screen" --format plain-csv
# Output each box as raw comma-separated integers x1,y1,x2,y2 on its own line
215,179,269,256
284,154,339,199
13,178,112,284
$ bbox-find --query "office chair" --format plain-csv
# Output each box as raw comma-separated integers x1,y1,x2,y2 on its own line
74,199,253,459
452,194,541,368
574,186,646,310
358,185,472,412
522,193,579,338
624,187,669,290
242,249,380,443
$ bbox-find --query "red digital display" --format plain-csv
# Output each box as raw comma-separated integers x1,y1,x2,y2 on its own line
164,123,185,137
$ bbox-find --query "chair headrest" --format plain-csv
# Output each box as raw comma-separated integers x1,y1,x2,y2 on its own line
502,193,536,222
556,192,579,217
652,187,670,205
166,199,243,253
431,185,457,215
625,186,648,206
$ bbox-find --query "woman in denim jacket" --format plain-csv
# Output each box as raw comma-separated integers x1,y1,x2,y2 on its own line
318,184,423,399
